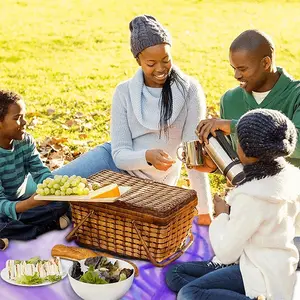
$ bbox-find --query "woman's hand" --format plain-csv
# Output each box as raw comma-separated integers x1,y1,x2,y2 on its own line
213,194,230,217
146,149,176,171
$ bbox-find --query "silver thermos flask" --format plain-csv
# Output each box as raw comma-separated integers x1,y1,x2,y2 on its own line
204,131,245,185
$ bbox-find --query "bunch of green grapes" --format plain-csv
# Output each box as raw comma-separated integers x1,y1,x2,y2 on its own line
36,175,90,196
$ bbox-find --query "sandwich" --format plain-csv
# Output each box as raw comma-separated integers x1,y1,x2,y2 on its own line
6,256,63,282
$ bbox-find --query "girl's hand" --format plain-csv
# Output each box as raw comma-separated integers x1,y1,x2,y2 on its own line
213,194,230,217
146,149,176,171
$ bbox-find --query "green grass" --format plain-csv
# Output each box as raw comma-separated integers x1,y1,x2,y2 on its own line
1,0,300,192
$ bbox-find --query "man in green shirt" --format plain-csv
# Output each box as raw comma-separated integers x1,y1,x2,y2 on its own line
197,29,300,168
196,29,300,268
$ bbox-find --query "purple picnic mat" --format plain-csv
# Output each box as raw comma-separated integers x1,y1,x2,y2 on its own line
0,217,214,300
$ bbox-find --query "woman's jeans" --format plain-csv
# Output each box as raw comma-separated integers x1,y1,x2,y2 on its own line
165,261,253,300
53,142,123,177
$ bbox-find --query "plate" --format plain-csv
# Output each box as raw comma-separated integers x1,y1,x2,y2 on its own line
34,186,131,203
0,259,72,287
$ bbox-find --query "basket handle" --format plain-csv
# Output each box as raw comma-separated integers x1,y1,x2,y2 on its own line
132,221,194,267
65,210,94,242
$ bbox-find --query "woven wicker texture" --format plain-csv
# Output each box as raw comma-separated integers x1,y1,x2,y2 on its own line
88,170,197,219
69,170,198,263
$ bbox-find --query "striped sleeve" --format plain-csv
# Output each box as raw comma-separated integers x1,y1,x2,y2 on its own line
25,135,53,184
0,179,19,220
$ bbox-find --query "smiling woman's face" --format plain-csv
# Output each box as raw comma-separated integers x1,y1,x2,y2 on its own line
137,44,172,88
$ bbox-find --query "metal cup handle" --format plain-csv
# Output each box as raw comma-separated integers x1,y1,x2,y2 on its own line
176,145,186,163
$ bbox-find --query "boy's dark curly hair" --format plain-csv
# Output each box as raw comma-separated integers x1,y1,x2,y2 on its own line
0,90,22,121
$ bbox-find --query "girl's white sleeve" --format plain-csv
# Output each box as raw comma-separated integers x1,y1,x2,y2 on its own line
209,193,265,265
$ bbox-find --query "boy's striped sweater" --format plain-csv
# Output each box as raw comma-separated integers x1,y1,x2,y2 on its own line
0,133,52,219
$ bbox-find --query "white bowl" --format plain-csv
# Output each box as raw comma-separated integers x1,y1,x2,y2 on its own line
68,257,134,300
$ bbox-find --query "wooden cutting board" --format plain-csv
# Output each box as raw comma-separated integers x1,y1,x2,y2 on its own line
34,186,131,203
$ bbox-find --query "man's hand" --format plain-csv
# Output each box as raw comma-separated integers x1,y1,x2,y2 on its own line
196,118,232,145
213,194,230,217
146,149,176,171
16,194,51,213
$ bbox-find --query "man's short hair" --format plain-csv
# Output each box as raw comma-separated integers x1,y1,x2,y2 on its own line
230,29,275,59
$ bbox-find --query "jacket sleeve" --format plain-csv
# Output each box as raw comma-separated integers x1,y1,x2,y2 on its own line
0,180,19,220
181,80,206,141
110,87,151,171
220,93,239,134
209,193,265,265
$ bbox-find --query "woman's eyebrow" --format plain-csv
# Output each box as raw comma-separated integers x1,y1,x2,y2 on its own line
146,55,169,62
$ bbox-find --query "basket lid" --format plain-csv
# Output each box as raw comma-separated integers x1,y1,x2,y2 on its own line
88,170,197,218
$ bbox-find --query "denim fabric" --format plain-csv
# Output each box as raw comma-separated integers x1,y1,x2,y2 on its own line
53,142,124,177
0,201,69,240
295,236,300,269
166,261,253,300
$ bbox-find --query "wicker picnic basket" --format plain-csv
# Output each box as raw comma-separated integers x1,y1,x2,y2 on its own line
66,170,197,267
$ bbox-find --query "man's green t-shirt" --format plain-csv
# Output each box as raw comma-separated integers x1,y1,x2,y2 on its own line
221,67,300,167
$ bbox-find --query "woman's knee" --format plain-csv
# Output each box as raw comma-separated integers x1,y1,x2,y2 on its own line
53,142,116,177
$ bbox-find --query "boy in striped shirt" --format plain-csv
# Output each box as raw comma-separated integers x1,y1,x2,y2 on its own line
0,90,70,244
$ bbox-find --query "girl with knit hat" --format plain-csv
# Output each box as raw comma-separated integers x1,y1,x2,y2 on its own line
52,15,213,224
166,108,300,300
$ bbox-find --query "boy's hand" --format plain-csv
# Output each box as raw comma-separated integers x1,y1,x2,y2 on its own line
213,194,230,217
146,149,176,171
27,195,51,208
16,194,51,213
196,118,231,145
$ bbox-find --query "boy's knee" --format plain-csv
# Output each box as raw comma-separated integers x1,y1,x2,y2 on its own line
49,201,70,216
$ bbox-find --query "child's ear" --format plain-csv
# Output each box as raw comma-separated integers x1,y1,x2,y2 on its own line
136,57,141,66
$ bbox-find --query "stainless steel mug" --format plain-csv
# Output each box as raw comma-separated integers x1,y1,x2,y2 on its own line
177,140,204,167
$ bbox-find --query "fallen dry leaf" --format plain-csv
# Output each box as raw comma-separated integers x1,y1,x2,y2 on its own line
65,119,76,127
79,133,88,139
47,108,55,115
74,112,84,118
36,136,87,171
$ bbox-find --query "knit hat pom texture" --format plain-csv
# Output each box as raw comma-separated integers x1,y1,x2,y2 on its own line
237,108,297,160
